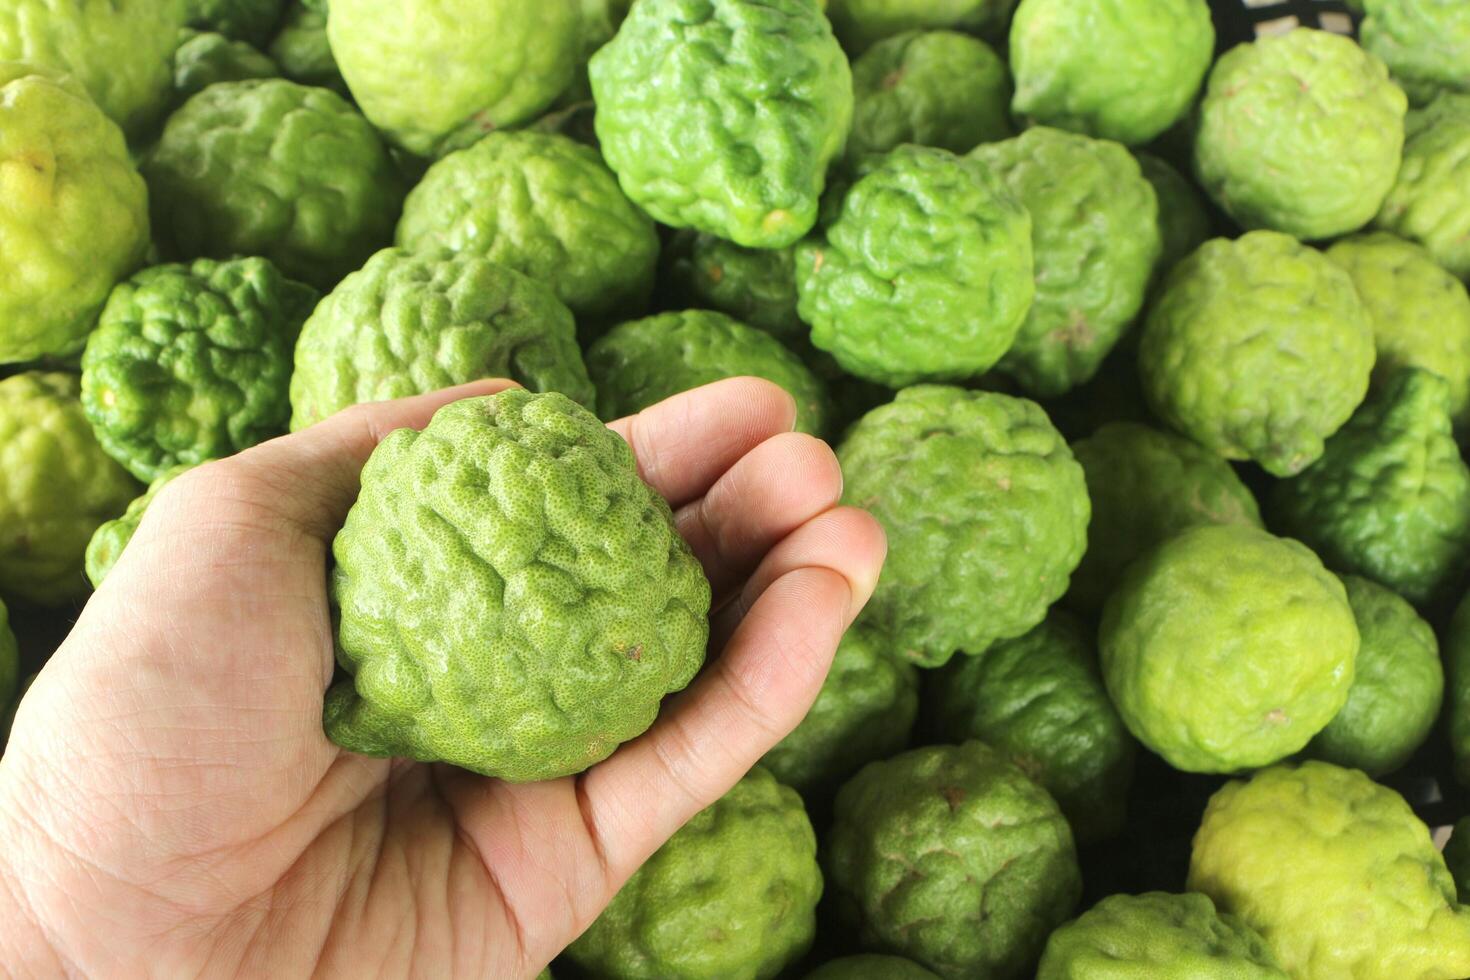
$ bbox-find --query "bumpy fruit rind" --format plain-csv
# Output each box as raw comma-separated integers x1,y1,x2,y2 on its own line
825,0,1016,53
85,464,194,588
171,28,279,105
1360,0,1470,105
1374,93,1470,281
661,233,805,347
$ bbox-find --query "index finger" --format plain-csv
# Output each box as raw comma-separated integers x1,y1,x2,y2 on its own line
606,377,799,508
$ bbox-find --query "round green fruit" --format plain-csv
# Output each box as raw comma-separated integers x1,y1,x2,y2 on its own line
1375,93,1470,281
589,0,852,248
1361,0,1470,105
1100,524,1358,773
86,465,194,588
970,127,1160,397
1189,762,1470,979
325,389,711,780
0,373,139,605
661,233,804,347
797,145,1034,387
1069,421,1262,614
1010,0,1213,146
289,249,593,430
143,78,406,290
82,257,318,482
0,0,185,136
396,130,657,320
171,29,279,105
1037,892,1285,979
185,0,284,44
1305,576,1441,777
1136,152,1213,280
268,2,348,96
825,0,1017,53
846,30,1012,160
928,611,1135,843
0,65,149,365
802,955,940,980
1270,368,1470,606
760,625,918,801
1138,231,1376,477
565,766,821,980
825,741,1081,980
1327,232,1470,433
839,385,1089,666
1193,28,1406,240
328,0,580,157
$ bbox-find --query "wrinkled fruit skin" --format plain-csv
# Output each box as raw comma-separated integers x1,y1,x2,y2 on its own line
0,66,149,365
290,249,593,430
143,78,406,290
825,0,1016,53
1100,524,1358,774
172,28,279,106
825,742,1081,980
1193,28,1406,240
1361,0,1470,104
1036,891,1285,979
839,385,1089,666
1375,93,1470,281
586,309,831,434
565,767,821,980
82,257,319,482
847,30,1012,160
1139,231,1376,477
661,232,804,347
268,2,348,96
185,0,283,44
590,0,852,248
1189,762,1470,979
1328,232,1470,433
326,390,710,780
971,127,1160,397
85,465,193,588
929,611,1135,843
802,955,940,980
1069,421,1262,614
797,145,1034,387
0,599,16,713
761,625,919,801
1305,576,1442,777
1136,152,1213,278
0,0,185,136
1442,590,1470,784
396,130,657,320
0,373,139,605
328,0,580,156
1271,369,1470,605
1010,0,1213,146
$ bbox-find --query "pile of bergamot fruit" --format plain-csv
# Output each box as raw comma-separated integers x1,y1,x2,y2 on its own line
5,0,1470,974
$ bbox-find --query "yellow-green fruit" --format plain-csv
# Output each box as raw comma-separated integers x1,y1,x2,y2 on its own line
1189,762,1470,979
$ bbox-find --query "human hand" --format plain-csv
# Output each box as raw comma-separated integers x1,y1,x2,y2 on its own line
0,378,885,978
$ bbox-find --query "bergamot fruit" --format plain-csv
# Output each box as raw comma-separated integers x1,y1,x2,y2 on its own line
760,625,918,801
928,610,1135,843
846,30,1012,160
796,145,1034,387
825,0,1016,53
803,956,940,980
85,465,193,588
268,2,347,96
289,250,593,430
395,130,658,320
0,373,139,605
1188,761,1470,979
1361,0,1470,105
325,389,710,780
185,0,283,44
1138,231,1376,477
661,234,804,348
0,65,149,365
564,766,821,980
1305,575,1442,777
1036,891,1286,979
81,257,319,482
1375,93,1470,281
589,0,852,248
970,127,1160,397
1193,28,1407,240
1441,589,1470,784
1270,368,1470,605
171,28,278,106
143,78,406,290
0,599,16,713
586,310,831,435
0,0,185,136
1009,0,1213,146
1100,524,1358,773
1327,232,1470,433
327,0,580,157
839,385,1089,666
1137,152,1213,279
825,741,1081,980
1068,421,1262,614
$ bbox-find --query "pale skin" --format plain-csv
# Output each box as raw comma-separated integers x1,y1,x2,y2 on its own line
0,377,886,978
